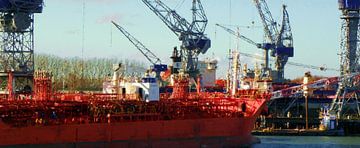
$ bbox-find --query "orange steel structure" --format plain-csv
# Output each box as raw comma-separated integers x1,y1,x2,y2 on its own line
34,71,52,101
170,75,190,99
7,72,14,100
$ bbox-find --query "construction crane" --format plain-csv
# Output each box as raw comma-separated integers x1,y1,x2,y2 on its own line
216,24,272,75
253,0,294,82
111,21,167,79
142,0,211,78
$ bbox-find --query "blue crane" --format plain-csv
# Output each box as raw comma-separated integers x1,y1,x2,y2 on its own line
142,0,210,78
253,0,294,82
111,21,167,78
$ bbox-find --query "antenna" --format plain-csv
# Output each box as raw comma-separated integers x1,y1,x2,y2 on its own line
228,0,232,49
82,2,85,59
110,23,113,47
235,27,240,51
81,1,86,87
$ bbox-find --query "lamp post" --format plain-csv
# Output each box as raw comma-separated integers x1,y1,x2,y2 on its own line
303,72,312,130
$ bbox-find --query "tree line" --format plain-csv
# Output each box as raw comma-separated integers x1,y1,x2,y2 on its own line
35,54,147,91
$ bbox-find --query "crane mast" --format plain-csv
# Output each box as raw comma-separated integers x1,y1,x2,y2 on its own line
277,5,293,49
274,5,294,82
142,0,210,78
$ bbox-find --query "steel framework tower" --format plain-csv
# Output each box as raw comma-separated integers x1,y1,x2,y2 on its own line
0,0,43,93
330,0,360,119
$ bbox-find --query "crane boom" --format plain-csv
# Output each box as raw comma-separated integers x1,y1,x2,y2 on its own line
253,0,279,44
238,52,339,72
273,5,294,81
112,21,162,65
142,0,190,37
215,24,261,48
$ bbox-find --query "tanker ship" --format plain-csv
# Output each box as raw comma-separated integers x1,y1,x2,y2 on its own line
0,0,273,146
0,67,271,147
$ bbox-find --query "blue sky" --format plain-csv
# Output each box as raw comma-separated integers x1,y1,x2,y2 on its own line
34,0,341,79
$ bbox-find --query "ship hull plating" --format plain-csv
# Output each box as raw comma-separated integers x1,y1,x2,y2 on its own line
0,117,257,147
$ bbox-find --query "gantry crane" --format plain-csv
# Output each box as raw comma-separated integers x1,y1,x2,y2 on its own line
253,0,294,82
111,21,167,80
142,0,211,78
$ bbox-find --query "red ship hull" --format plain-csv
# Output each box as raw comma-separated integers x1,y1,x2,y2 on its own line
0,117,258,147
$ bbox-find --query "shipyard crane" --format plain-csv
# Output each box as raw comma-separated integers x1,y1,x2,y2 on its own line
142,0,211,78
253,0,294,82
111,21,167,79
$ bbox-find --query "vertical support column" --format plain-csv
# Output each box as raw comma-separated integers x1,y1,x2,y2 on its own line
303,72,311,130
305,95,309,130
231,51,240,97
7,71,14,100
196,75,201,94
264,49,269,71
342,11,360,74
